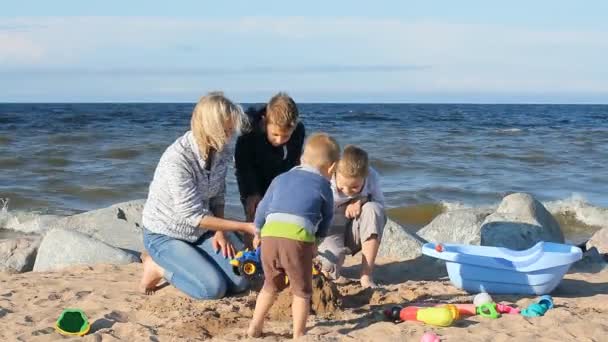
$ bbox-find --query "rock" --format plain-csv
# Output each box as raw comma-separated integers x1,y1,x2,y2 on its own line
0,237,41,273
480,193,565,250
377,219,423,260
587,227,608,254
417,208,492,245
41,200,145,253
33,229,139,272
571,247,606,272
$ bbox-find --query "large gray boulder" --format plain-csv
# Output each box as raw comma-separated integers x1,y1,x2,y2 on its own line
587,227,608,254
43,200,145,253
480,193,565,250
33,229,139,272
378,219,423,260
0,237,41,273
417,208,492,245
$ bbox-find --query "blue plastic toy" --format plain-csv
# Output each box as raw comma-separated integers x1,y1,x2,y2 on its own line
230,247,320,281
521,295,554,317
422,241,582,295
230,248,263,279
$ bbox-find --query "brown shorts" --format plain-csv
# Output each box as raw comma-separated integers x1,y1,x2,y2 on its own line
261,236,314,299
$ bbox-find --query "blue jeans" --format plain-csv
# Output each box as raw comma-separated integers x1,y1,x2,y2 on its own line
143,228,249,300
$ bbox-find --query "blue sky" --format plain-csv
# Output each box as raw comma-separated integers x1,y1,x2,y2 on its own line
1,1,607,103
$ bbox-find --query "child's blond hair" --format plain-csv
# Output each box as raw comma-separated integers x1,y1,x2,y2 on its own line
302,133,340,169
336,145,369,178
266,92,299,128
191,92,246,159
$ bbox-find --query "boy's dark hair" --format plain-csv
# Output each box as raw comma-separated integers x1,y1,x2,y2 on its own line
266,92,299,128
337,145,369,178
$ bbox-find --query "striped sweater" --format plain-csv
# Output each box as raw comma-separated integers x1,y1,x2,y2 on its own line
142,131,229,242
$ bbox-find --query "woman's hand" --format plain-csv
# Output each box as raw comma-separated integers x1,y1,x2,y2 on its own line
252,233,261,249
345,200,363,219
212,231,236,259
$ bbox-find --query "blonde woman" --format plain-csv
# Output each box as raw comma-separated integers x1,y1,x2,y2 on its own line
139,92,256,299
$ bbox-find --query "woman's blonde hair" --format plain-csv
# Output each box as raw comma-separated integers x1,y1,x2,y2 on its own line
191,92,247,159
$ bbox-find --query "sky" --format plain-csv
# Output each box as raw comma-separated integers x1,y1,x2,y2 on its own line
1,1,607,103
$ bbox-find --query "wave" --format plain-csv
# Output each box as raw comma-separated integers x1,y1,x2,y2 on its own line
482,151,561,165
47,132,97,144
370,158,403,173
341,112,400,122
0,199,66,236
0,156,27,168
101,148,143,160
0,136,12,145
42,156,72,167
495,128,523,134
544,194,608,229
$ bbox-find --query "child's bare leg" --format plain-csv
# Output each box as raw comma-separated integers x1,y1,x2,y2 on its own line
360,235,379,288
292,295,310,339
139,251,165,295
248,288,277,338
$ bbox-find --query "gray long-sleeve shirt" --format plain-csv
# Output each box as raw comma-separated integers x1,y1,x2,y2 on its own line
142,131,229,242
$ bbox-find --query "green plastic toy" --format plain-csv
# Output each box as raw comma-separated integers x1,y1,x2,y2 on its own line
55,309,91,336
476,302,500,319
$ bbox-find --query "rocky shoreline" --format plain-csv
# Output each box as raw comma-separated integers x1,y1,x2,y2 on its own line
2,192,606,274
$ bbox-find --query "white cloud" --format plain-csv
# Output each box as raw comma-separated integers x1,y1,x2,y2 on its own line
0,16,607,99
0,32,44,64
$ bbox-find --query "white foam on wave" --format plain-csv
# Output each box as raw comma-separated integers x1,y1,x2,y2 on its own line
0,198,60,235
496,128,523,133
439,201,469,211
439,200,497,212
544,194,608,228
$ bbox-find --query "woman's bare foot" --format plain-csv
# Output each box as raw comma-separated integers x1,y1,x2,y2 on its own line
247,322,263,338
360,274,378,289
139,251,164,295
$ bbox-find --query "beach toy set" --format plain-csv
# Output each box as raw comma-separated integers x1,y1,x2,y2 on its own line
384,292,554,329
421,241,582,295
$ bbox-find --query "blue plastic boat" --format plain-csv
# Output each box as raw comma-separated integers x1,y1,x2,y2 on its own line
422,241,582,295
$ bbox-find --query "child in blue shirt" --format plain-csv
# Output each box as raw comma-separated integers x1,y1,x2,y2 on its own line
248,133,340,339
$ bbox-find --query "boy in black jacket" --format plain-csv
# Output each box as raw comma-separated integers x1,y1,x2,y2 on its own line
235,92,305,246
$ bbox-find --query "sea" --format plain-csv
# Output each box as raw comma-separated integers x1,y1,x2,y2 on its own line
1,103,607,244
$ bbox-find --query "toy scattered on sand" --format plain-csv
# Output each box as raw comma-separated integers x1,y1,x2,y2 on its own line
384,305,457,327
384,293,553,328
422,241,582,294
55,308,90,336
451,302,519,317
420,332,441,342
230,248,263,278
230,248,320,282
521,295,554,317
473,292,493,306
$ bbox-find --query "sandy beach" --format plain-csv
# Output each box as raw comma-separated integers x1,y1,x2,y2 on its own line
1,255,606,342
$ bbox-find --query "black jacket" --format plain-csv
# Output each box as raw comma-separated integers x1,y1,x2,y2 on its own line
235,105,305,200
